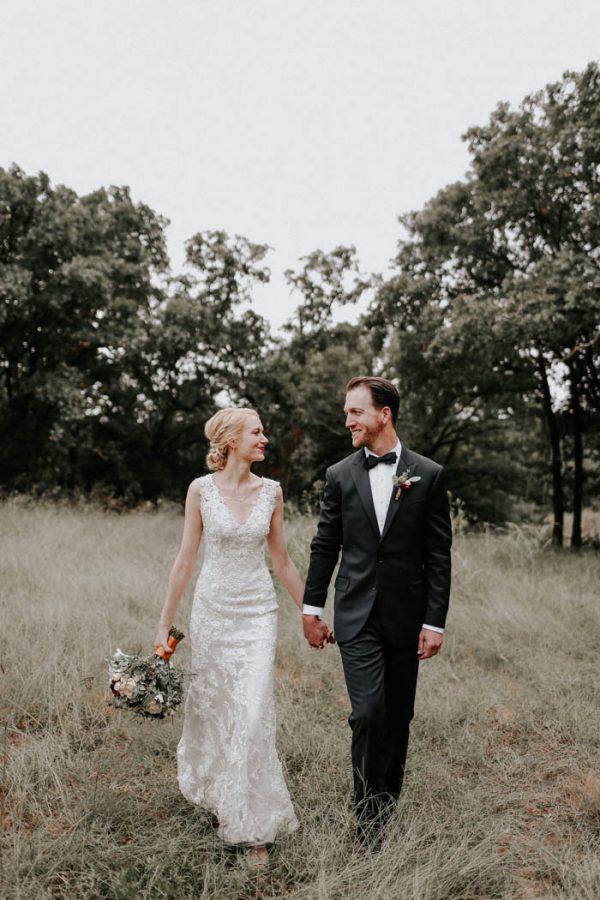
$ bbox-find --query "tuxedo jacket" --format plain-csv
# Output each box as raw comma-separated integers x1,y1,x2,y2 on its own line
303,445,452,646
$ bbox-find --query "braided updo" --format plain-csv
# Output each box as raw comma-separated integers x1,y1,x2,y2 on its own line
204,407,259,471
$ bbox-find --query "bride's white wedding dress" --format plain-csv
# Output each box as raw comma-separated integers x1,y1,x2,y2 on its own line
177,474,299,845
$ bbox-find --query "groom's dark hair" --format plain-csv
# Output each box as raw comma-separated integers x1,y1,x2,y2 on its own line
346,376,400,425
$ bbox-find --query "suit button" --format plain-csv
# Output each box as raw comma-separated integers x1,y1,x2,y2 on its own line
377,558,383,563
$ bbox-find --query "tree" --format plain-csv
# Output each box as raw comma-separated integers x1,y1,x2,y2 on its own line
0,165,169,494
461,63,600,544
283,246,372,360
247,247,374,498
250,323,374,501
0,166,274,500
369,63,600,542
131,231,273,497
64,229,273,499
366,265,533,523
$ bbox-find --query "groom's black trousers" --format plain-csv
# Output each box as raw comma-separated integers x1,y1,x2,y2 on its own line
338,600,419,827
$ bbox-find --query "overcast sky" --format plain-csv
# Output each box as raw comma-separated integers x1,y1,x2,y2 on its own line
1,0,598,331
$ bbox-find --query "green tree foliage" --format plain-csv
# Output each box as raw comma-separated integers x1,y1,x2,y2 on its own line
248,247,375,501
0,165,169,495
134,231,272,497
369,63,600,541
0,166,273,499
283,245,372,359
2,63,598,532
251,323,374,503
367,268,533,523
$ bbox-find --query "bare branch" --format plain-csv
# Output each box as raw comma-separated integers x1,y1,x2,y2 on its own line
562,330,600,363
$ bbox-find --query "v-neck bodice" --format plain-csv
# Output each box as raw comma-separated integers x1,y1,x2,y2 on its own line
194,474,278,589
209,474,266,527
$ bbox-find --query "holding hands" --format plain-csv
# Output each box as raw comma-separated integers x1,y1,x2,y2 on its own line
303,615,335,650
417,627,443,660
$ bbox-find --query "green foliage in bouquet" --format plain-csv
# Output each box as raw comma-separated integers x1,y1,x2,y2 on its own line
108,628,185,718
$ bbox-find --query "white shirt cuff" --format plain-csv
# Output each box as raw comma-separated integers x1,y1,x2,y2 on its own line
302,605,324,617
302,609,443,631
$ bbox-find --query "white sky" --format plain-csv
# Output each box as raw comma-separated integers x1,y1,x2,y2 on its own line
1,0,599,331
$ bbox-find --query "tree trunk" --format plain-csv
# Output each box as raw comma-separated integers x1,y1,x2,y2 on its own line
537,355,564,546
569,363,584,548
583,346,599,413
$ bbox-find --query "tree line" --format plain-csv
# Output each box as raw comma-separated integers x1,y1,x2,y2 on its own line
1,64,598,546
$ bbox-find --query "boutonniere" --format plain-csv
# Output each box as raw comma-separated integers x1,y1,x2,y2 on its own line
393,468,421,501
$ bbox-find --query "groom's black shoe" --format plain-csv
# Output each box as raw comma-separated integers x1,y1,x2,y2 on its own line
355,793,396,852
356,821,386,854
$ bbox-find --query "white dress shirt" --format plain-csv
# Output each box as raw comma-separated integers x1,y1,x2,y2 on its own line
303,440,444,634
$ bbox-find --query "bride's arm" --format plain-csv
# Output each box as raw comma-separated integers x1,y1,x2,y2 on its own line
154,480,203,652
267,486,305,611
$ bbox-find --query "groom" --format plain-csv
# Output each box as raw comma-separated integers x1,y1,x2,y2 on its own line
302,376,452,844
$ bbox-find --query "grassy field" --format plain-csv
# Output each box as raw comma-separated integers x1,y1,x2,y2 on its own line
1,498,599,899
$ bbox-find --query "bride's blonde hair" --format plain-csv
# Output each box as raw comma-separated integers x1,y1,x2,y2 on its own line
204,407,259,471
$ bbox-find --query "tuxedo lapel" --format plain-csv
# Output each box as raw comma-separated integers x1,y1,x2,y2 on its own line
350,452,380,540
380,446,419,542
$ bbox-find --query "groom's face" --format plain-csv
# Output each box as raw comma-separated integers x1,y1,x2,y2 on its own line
344,386,386,450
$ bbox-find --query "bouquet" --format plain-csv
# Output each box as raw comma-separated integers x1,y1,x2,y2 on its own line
108,627,185,718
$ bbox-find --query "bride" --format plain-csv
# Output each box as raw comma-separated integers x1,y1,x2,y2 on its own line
154,407,317,861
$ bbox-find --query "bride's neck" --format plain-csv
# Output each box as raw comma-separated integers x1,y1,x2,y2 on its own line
218,457,254,489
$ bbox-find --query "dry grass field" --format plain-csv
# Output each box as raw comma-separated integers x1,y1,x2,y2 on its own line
1,498,599,899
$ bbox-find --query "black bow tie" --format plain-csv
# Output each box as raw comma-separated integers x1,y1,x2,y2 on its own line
365,451,398,469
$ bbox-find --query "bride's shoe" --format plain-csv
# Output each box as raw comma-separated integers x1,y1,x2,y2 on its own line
244,844,268,869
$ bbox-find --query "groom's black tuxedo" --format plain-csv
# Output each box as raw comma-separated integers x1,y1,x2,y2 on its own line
304,444,452,643
303,443,452,834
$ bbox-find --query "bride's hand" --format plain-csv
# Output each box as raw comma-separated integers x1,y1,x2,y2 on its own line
154,625,171,656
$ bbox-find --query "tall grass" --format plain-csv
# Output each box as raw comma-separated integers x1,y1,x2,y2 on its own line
1,499,598,899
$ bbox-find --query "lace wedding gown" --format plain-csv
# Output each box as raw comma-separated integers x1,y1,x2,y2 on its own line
177,474,299,845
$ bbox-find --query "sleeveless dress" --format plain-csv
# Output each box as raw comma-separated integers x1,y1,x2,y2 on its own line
177,474,299,845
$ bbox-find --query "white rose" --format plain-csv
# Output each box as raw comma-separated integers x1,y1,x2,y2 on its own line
122,678,138,699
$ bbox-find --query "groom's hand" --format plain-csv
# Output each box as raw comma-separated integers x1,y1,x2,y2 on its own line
303,615,334,649
417,627,443,660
